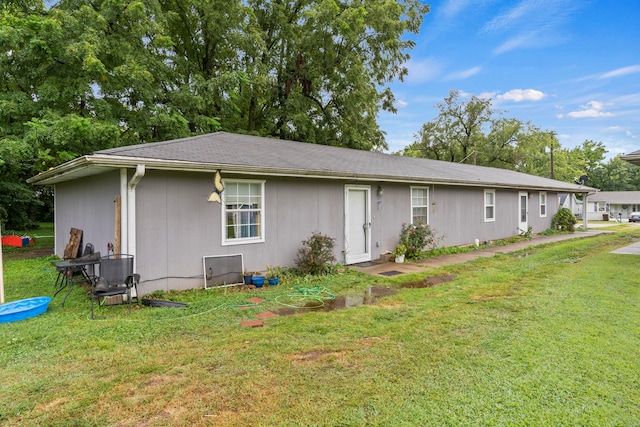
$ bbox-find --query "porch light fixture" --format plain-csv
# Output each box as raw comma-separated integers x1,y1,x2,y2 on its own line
207,170,225,203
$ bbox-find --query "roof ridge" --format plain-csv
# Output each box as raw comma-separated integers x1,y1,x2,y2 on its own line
96,132,222,154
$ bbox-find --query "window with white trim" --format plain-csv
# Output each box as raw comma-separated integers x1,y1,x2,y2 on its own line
484,189,496,222
539,192,547,217
411,186,429,224
222,180,265,245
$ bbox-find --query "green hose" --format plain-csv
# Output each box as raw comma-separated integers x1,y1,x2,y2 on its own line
275,286,336,308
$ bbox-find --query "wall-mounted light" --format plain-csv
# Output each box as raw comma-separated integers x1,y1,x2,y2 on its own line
377,185,384,197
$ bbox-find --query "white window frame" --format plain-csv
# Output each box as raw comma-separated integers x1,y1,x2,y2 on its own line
539,192,547,217
484,189,496,222
221,179,265,246
410,186,429,224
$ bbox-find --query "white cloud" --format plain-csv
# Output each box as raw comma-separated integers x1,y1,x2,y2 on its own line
478,91,498,100
440,0,474,19
482,1,535,33
599,65,640,79
557,101,614,119
493,33,537,54
457,90,496,100
444,66,482,81
397,99,409,108
483,0,581,54
404,57,445,84
496,89,547,102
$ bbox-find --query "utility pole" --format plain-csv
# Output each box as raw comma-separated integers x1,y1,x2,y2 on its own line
547,130,558,180
550,144,555,179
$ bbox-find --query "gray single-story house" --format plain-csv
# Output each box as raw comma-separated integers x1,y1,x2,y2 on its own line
28,132,594,295
586,191,640,221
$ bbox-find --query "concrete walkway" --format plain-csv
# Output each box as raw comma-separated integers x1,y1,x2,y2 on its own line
611,242,640,255
351,230,613,277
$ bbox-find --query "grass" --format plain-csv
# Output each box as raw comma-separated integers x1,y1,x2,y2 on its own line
1,226,640,425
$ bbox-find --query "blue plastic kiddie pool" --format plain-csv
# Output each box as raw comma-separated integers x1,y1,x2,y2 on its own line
0,297,52,324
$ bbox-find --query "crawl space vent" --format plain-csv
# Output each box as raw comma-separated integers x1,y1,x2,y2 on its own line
203,253,244,288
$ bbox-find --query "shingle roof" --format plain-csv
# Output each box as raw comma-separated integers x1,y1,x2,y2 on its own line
620,149,640,166
29,131,594,192
588,191,640,203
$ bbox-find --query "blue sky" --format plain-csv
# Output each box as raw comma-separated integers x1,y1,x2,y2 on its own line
379,0,640,159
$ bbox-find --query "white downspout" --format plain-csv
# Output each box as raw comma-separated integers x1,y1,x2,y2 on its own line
126,165,145,269
120,169,128,255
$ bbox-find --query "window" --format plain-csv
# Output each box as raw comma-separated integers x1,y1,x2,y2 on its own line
539,192,547,217
484,189,495,222
411,187,429,224
222,180,265,245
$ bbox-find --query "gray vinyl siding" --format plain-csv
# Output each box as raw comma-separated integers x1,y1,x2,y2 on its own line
429,187,557,247
529,191,559,232
135,172,351,294
52,169,559,296
54,171,120,258
134,174,427,294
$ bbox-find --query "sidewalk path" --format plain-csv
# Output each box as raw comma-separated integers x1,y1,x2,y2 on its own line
352,230,611,276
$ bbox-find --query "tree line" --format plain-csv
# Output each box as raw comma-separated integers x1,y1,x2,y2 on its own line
0,0,428,228
403,90,640,193
2,1,638,231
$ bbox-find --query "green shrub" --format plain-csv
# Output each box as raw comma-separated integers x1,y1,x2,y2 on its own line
552,207,577,232
399,221,442,259
294,231,337,275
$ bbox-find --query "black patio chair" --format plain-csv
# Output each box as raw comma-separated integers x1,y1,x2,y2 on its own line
91,254,139,319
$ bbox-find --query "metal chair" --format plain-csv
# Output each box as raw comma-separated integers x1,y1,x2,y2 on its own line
91,254,139,319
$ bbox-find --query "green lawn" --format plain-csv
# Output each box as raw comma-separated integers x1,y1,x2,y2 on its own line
1,227,640,426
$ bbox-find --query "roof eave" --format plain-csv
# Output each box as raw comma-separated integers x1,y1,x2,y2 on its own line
28,154,594,193
620,153,640,166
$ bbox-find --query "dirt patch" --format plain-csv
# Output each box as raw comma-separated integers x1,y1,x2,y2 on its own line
3,248,54,260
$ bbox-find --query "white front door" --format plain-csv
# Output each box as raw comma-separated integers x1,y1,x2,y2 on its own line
518,192,529,233
345,185,371,264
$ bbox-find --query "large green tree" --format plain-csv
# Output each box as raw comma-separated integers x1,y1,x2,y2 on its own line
0,0,429,228
1,0,177,227
402,91,632,190
405,89,494,162
158,0,429,150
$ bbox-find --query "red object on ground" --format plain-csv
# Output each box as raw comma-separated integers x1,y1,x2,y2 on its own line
1,236,30,247
240,319,264,328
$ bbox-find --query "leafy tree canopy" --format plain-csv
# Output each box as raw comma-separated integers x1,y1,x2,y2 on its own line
404,90,640,191
0,0,429,228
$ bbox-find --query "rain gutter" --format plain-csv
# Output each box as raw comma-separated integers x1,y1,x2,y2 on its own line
28,154,595,194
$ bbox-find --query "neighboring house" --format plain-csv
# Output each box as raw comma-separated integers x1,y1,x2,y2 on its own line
620,149,640,166
586,191,640,221
28,132,594,295
558,193,583,218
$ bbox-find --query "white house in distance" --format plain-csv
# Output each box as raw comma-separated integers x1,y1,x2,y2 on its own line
28,132,594,295
586,191,640,221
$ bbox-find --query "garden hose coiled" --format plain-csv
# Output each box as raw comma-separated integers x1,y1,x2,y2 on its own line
275,286,336,308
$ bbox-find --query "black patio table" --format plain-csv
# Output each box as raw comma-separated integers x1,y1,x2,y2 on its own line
52,257,101,307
